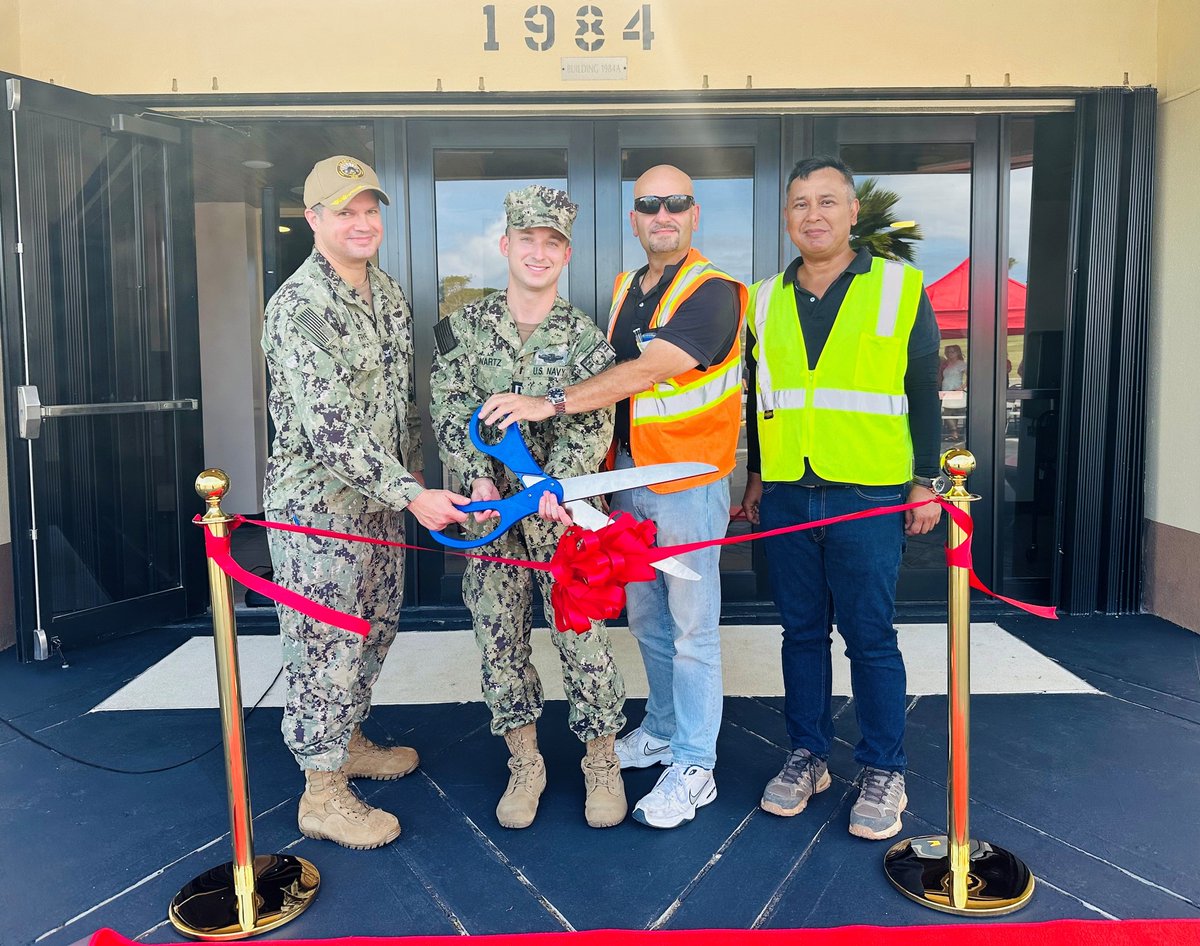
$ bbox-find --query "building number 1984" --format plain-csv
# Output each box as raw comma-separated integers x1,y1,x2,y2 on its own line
482,4,654,52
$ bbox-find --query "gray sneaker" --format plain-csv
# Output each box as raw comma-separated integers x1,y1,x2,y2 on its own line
760,748,831,817
849,767,907,840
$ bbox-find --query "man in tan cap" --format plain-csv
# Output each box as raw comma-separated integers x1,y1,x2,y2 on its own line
261,155,470,850
430,184,628,830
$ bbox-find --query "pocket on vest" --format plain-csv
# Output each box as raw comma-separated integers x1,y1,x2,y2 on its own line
853,336,904,392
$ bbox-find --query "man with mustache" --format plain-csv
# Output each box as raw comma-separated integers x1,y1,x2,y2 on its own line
480,165,746,829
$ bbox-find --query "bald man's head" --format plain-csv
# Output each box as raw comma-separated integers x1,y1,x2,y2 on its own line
634,164,695,199
629,165,700,261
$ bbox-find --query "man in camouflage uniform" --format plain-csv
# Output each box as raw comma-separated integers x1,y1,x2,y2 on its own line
262,155,470,850
430,185,627,830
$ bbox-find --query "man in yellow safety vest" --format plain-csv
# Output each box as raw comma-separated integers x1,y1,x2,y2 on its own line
740,156,943,841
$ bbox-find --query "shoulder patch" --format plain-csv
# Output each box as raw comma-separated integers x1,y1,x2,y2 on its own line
294,308,335,352
579,337,616,378
434,317,459,356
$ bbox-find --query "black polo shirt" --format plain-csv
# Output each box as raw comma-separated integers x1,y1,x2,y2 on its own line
746,248,942,483
611,257,741,448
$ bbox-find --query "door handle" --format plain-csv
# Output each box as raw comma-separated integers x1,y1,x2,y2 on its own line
16,384,198,439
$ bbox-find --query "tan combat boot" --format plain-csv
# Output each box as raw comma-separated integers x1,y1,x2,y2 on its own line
582,733,627,828
496,723,546,829
341,726,419,780
298,769,401,850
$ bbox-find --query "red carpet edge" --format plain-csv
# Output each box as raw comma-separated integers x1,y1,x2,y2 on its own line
89,917,1200,946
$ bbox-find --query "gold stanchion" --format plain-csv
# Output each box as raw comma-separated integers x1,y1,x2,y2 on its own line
883,449,1035,915
168,470,319,940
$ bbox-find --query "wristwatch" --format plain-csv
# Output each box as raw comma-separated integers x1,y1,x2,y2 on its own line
545,386,567,416
912,473,950,494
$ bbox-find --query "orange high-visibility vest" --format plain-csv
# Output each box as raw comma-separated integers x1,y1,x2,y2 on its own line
607,247,748,493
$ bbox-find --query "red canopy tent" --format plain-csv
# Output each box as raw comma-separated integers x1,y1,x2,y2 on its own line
925,258,1027,339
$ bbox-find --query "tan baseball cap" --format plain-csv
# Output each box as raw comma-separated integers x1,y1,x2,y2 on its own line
303,155,390,210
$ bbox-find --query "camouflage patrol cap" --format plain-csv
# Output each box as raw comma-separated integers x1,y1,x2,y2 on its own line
304,155,390,210
504,185,578,240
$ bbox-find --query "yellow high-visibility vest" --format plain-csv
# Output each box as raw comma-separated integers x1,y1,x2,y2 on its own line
748,257,923,484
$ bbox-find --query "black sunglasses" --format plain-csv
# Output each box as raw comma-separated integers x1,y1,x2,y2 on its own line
633,194,696,215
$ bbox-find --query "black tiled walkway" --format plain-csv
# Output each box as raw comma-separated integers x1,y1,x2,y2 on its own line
2,613,1198,945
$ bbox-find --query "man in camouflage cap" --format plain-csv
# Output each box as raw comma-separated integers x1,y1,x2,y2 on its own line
430,184,628,829
262,155,470,850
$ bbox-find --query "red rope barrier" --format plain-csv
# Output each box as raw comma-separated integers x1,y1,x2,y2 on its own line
197,497,1056,637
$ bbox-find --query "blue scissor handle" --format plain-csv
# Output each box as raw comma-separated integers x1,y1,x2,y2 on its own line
431,478,564,549
468,407,542,479
430,407,561,549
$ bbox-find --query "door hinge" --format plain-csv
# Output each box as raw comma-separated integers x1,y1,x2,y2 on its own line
13,241,22,255
29,528,38,540
6,78,20,112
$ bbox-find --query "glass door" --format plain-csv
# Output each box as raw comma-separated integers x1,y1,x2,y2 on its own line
406,120,596,602
596,118,781,602
996,114,1074,605
814,116,1001,601
405,117,780,606
2,75,205,660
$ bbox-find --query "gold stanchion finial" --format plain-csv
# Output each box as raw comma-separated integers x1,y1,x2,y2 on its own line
196,469,233,523
169,470,319,939
882,448,1035,916
941,449,976,500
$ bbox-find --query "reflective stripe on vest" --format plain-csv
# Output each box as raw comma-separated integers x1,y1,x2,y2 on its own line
752,273,782,412
607,247,748,492
631,359,742,424
750,257,923,484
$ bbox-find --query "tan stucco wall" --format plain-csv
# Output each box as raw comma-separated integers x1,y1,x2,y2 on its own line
0,0,19,74
9,0,1156,95
1144,0,1200,629
1147,0,1200,535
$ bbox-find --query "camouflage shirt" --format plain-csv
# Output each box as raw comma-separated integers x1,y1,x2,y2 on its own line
261,248,424,516
430,291,615,493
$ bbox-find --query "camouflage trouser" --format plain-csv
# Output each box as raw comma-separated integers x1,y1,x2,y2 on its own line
464,515,626,743
266,505,405,771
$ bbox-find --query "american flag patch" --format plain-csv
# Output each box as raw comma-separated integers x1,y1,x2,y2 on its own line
295,308,334,351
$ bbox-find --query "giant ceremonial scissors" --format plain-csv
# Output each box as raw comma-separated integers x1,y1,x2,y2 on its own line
431,409,713,580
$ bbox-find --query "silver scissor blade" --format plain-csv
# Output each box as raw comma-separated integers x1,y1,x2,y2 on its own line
558,462,717,503
564,501,700,581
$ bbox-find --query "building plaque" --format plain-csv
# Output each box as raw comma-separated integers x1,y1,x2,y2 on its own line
560,57,629,81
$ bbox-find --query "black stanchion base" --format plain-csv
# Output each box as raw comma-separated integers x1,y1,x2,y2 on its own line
168,854,319,940
884,835,1035,916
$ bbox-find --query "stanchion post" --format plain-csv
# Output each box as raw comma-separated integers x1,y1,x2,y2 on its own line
882,449,1035,916
168,469,319,941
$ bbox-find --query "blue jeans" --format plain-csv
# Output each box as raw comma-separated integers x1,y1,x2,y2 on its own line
759,482,907,772
610,450,728,769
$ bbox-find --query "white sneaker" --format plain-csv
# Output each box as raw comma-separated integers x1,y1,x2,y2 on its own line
614,726,673,769
632,763,717,829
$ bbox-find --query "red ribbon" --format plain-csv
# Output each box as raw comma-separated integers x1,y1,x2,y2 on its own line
546,516,660,633
196,496,1055,639
646,497,1058,622
195,515,553,638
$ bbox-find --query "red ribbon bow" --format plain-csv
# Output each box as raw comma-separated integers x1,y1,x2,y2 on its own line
548,513,659,633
